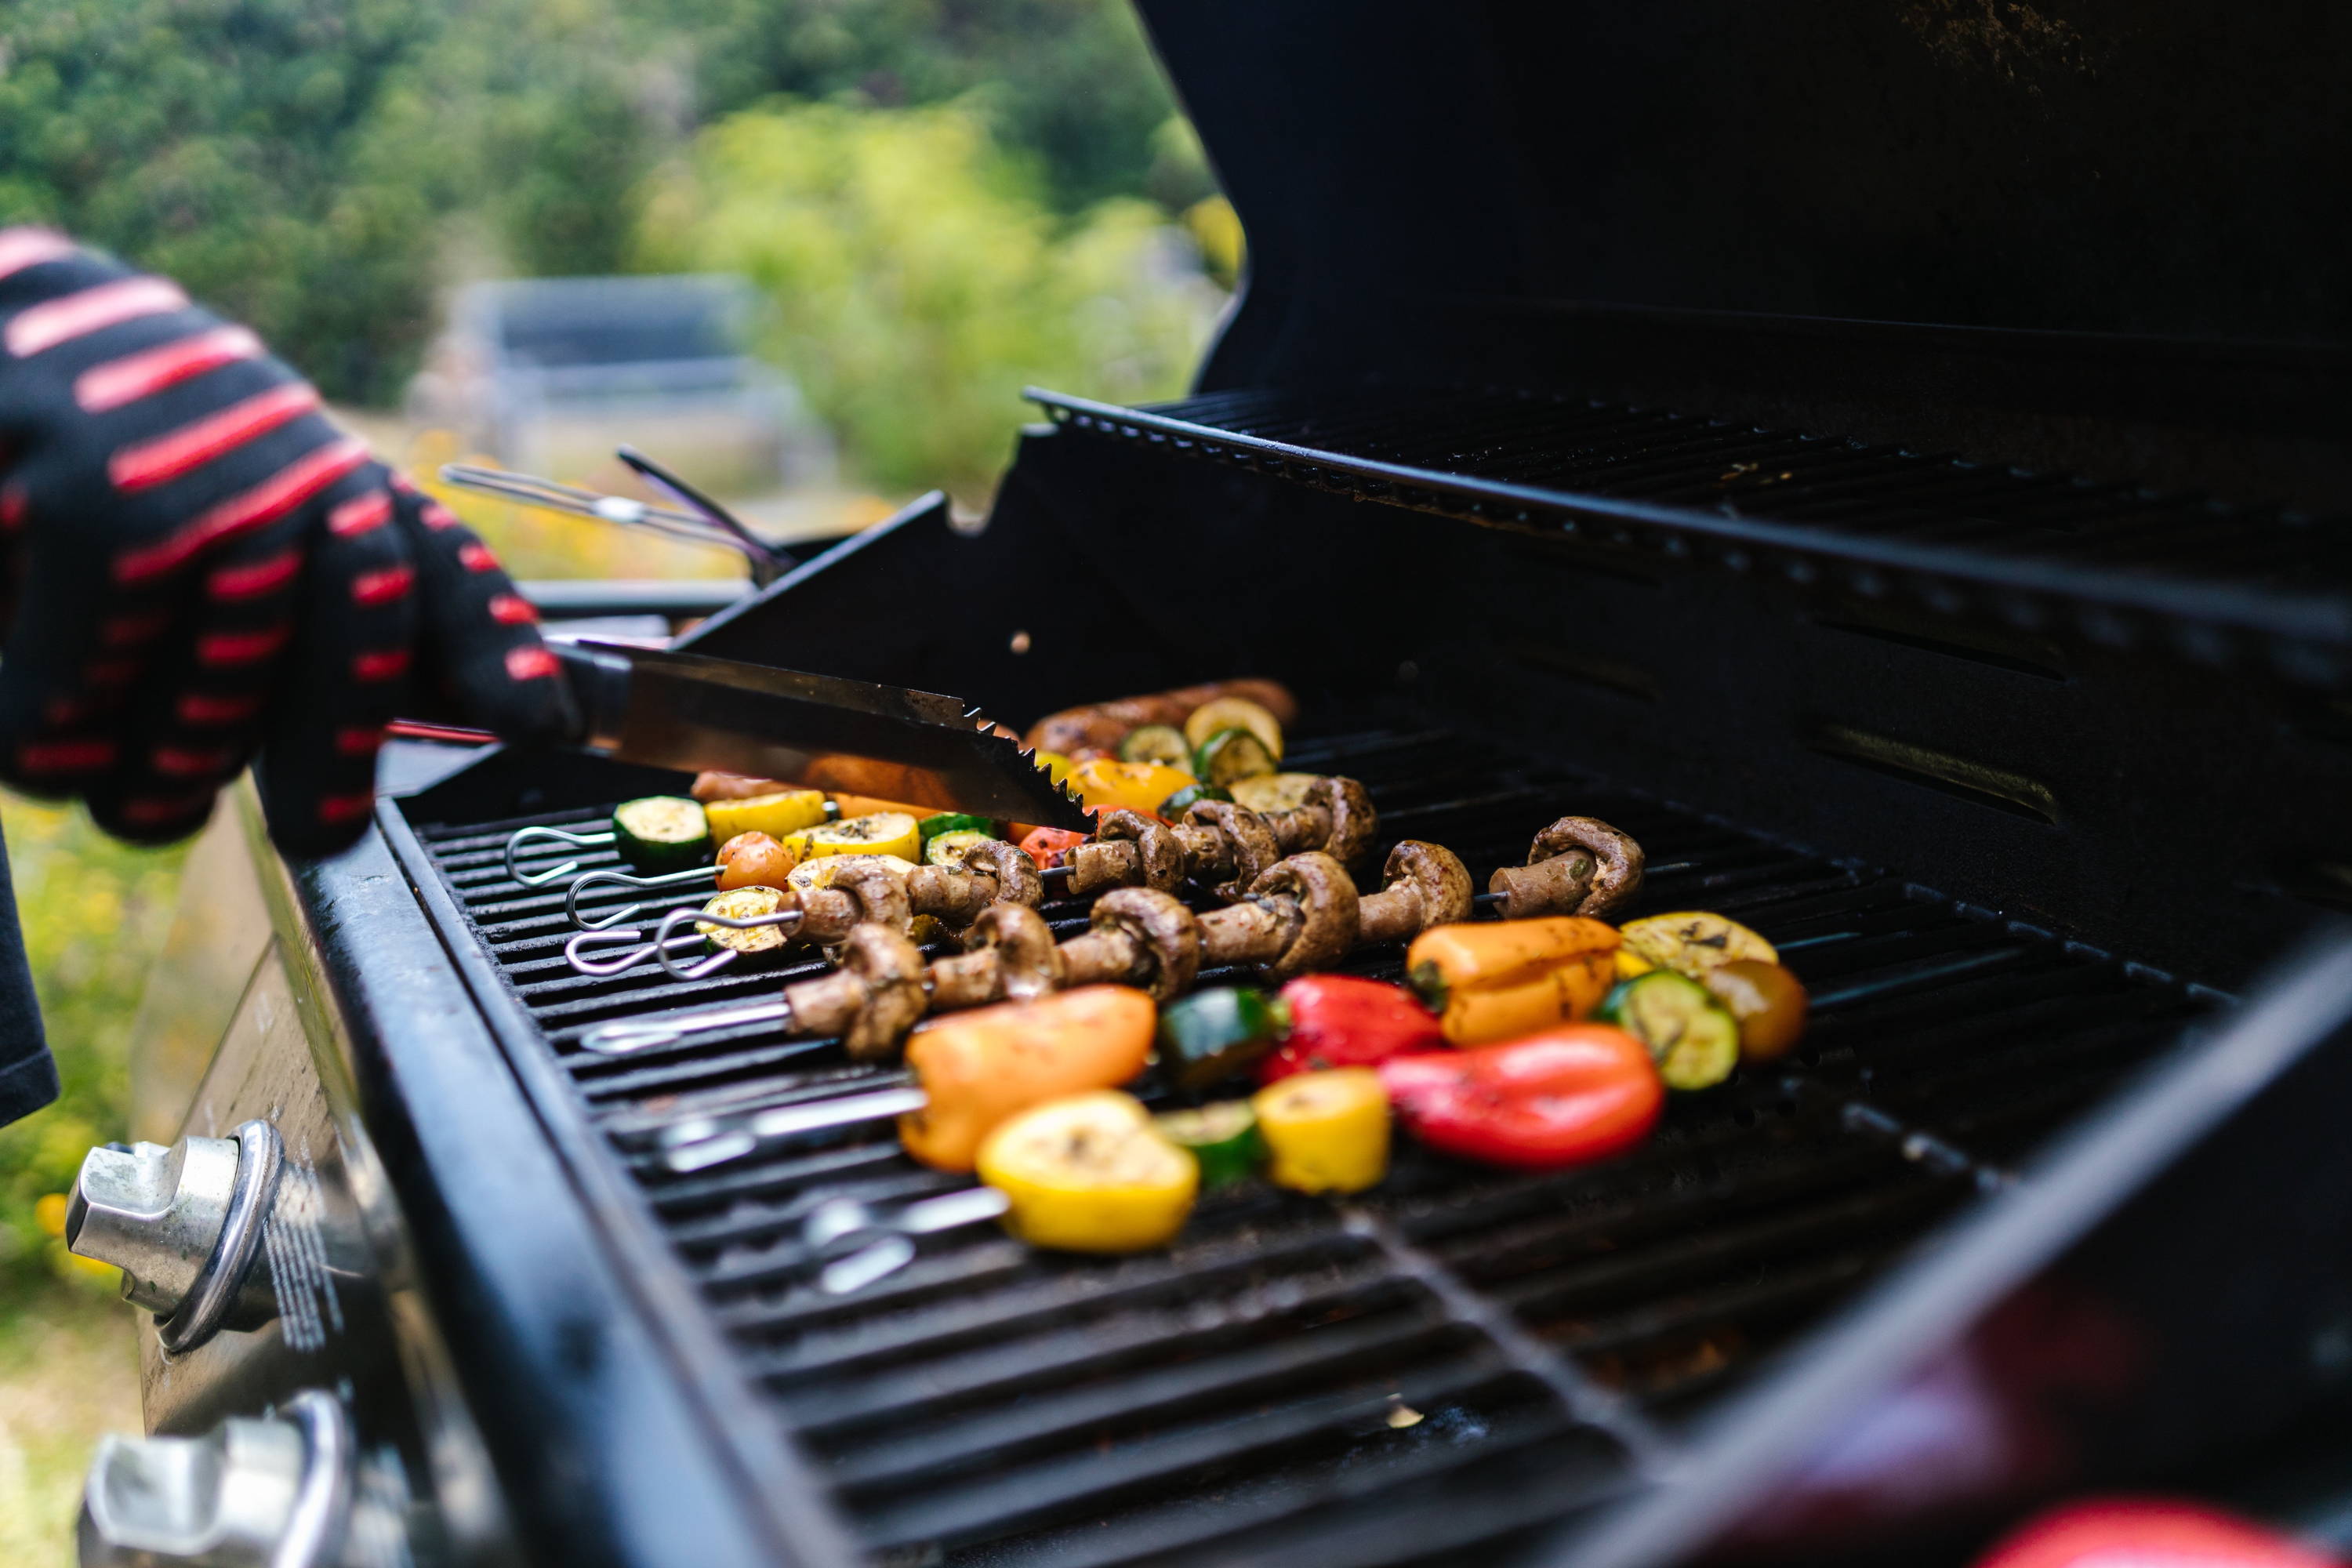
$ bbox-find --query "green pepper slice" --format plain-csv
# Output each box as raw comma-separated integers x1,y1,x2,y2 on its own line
1157,782,1232,818
1156,985,1290,1090
1154,1102,1264,1188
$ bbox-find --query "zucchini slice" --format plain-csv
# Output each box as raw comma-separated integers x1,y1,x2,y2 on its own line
1194,728,1278,788
1228,772,1320,814
1182,696,1283,760
704,788,828,843
925,827,996,867
1117,724,1194,770
800,811,921,862
917,812,994,844
698,886,793,956
612,796,712,873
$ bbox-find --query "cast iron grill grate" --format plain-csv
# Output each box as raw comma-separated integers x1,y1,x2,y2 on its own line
1027,385,2352,682
401,720,2221,1567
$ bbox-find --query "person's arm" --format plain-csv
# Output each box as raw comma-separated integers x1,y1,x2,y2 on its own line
0,230,578,1125
0,229,573,853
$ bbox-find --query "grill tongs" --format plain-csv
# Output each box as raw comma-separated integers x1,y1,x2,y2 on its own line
543,641,1092,830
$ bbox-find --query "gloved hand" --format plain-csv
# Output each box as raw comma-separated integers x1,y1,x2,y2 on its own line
0,229,575,855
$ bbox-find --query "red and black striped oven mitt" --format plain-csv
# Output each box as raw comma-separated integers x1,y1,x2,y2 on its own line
0,230,575,855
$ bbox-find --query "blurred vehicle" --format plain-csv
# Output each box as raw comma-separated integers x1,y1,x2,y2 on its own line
406,274,833,496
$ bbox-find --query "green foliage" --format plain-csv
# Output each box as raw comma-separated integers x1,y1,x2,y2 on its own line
0,0,1204,406
0,797,183,1294
0,0,449,403
639,97,1217,501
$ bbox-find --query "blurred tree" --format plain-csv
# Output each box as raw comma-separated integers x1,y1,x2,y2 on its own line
0,0,448,403
0,0,1207,407
637,97,1218,502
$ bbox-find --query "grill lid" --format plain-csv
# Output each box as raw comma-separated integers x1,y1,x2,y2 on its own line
1139,0,2352,506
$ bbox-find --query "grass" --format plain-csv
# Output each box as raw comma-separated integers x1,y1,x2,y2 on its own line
0,795,187,1559
0,1280,141,1566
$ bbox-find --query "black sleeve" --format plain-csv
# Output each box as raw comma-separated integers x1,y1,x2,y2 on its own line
0,817,56,1126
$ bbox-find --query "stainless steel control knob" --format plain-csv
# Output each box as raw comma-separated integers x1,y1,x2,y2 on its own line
78,1390,357,1568
65,1120,283,1353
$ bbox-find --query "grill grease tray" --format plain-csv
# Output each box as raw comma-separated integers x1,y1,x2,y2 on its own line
398,721,2216,1567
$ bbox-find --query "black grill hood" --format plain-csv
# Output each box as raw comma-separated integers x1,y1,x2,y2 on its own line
1138,0,2352,507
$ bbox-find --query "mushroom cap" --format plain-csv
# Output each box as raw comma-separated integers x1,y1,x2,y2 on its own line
1250,851,1363,979
840,922,928,1058
960,837,1043,908
1184,799,1281,901
1095,809,1187,893
1383,840,1474,932
1312,775,1378,866
1091,887,1203,1000
962,902,1065,1001
1528,815,1645,919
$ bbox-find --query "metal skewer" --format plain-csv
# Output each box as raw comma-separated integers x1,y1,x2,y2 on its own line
437,463,753,554
618,445,794,586
567,865,719,930
657,1083,929,1171
506,823,617,887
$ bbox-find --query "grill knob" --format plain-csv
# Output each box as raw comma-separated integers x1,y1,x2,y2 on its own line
64,1120,284,1354
78,1389,357,1568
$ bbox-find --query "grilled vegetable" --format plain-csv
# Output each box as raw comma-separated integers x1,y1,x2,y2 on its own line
1157,782,1232,817
693,771,787,803
918,812,994,844
826,793,933,823
1069,757,1196,815
786,852,915,895
1025,680,1300,757
1702,960,1809,1061
1405,916,1621,1047
1229,772,1321,814
1599,971,1741,1091
1379,1028,1661,1169
1182,695,1283,760
704,788,827,843
797,811,921,863
978,1091,1198,1252
925,828,996,867
1156,986,1289,1090
1617,912,1777,979
1154,1102,1263,1188
898,985,1159,1171
698,887,793,955
1194,727,1278,787
1117,724,1195,770
1258,975,1446,1084
1032,750,1076,786
715,830,800,891
1251,1068,1389,1193
1017,825,1087,869
611,796,712,873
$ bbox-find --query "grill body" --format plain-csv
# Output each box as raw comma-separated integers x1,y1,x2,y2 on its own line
122,2,2352,1562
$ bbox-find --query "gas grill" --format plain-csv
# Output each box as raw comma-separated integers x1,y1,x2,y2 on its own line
68,2,2352,1566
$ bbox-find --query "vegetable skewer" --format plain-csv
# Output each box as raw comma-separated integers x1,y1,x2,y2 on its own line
586,811,1641,1056
589,837,1482,1059
554,779,1387,982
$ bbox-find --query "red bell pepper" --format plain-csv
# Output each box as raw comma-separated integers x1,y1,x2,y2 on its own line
1377,1025,1662,1169
1258,975,1446,1084
1016,825,1087,869
1975,1499,2336,1568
